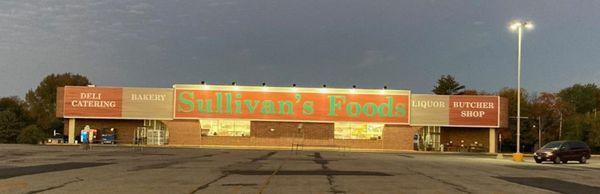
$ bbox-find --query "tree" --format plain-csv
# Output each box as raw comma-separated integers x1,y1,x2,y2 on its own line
0,111,25,143
460,89,490,95
17,125,47,144
497,87,533,152
432,75,465,95
529,93,565,144
25,73,91,134
588,117,600,152
0,96,30,121
557,83,600,114
0,97,31,143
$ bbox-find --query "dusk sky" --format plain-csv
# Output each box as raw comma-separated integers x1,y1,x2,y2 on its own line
1,0,599,97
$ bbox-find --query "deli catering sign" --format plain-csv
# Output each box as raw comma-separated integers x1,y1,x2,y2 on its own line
57,86,173,119
410,94,501,127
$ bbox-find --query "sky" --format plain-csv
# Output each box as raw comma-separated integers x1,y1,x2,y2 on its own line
1,0,599,97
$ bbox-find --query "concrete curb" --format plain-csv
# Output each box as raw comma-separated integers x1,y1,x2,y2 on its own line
41,143,495,156
40,144,600,158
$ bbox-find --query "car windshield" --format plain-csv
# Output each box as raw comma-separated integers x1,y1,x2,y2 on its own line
542,142,563,149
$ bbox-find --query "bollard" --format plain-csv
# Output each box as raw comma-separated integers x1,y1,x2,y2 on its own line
512,153,524,162
496,154,504,159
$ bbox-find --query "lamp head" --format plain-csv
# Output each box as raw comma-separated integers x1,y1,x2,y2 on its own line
509,20,534,31
509,21,522,31
524,22,534,30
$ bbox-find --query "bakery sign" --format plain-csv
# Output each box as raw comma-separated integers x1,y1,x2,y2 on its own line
57,86,173,119
410,94,501,127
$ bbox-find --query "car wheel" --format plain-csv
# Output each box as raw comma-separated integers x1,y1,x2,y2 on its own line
579,156,587,164
553,156,561,164
535,159,542,163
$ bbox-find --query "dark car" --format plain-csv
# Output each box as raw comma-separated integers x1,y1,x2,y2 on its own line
534,140,591,164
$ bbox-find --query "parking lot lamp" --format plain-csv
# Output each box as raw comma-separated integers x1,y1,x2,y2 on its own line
509,20,533,161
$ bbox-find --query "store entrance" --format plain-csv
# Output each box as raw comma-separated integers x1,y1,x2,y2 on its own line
420,126,441,151
134,120,169,145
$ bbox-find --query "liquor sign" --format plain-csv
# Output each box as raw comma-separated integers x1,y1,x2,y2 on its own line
58,86,173,119
174,85,410,124
411,94,500,127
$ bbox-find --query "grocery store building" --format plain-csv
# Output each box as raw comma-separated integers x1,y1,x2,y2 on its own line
56,85,508,153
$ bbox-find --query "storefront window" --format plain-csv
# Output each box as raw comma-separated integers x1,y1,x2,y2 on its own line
201,119,250,137
334,122,352,139
420,126,441,151
335,122,383,140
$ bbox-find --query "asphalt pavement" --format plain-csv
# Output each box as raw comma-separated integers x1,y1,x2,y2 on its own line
0,144,599,194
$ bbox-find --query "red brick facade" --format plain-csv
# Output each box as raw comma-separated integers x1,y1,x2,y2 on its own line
65,119,416,150
164,120,419,150
66,118,487,151
250,121,334,140
64,119,143,144
163,120,201,145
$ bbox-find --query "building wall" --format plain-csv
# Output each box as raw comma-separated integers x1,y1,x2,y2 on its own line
66,118,486,151
251,121,333,140
64,119,143,144
383,125,420,150
163,120,201,145
165,120,416,150
440,127,490,150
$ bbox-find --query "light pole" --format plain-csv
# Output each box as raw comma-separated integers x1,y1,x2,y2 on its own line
509,20,533,161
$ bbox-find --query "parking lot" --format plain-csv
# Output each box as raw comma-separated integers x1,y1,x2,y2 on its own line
0,144,599,194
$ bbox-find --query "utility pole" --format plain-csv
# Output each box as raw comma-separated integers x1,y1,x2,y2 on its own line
559,112,563,140
538,116,542,149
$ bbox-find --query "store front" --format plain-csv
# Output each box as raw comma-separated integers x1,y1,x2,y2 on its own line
56,85,507,153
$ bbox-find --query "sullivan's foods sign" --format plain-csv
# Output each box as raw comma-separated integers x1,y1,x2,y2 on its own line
174,85,410,124
57,86,173,119
410,94,500,127
57,85,507,127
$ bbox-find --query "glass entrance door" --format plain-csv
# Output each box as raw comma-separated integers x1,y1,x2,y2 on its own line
142,120,169,145
421,126,441,151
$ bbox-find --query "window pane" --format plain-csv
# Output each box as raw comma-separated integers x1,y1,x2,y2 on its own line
202,119,250,137
366,123,384,140
234,120,251,137
334,122,352,139
351,123,368,139
219,120,235,136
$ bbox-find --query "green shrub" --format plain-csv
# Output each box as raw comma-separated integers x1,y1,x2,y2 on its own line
17,125,47,144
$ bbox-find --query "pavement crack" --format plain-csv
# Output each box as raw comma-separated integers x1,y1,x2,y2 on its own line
189,173,230,194
251,151,277,163
405,167,471,194
191,151,278,193
26,177,83,194
258,160,285,194
312,152,346,194
129,152,224,172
